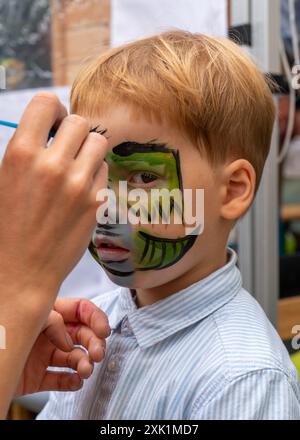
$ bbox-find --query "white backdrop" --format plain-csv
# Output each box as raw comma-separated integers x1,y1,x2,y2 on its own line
111,0,227,46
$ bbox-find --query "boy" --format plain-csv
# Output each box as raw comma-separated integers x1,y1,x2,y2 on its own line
38,30,300,419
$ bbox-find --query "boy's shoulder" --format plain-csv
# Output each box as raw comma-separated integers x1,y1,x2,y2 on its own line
210,287,297,383
185,288,300,416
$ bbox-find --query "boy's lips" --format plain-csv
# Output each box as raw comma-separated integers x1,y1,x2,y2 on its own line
94,237,130,262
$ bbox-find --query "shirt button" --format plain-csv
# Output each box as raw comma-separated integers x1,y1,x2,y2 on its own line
107,358,119,372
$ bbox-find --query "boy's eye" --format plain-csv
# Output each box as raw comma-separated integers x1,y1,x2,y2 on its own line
129,172,158,185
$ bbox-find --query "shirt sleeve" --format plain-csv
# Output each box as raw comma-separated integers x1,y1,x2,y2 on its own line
190,369,300,420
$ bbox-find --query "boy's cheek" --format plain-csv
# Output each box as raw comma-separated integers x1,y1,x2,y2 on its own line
133,222,187,239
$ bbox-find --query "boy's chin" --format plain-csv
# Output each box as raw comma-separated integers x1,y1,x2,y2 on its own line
104,267,176,290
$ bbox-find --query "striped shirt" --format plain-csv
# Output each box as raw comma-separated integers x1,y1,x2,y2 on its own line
37,249,300,420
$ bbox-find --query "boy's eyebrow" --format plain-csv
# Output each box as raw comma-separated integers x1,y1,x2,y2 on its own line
112,141,172,156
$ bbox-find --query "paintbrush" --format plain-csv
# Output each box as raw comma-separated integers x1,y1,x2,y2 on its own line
0,119,56,140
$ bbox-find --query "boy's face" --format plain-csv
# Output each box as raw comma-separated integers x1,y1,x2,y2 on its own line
84,104,224,289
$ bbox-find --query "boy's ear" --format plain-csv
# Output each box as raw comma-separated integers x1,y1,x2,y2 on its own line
220,159,256,220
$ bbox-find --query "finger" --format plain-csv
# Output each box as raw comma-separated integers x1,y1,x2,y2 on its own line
38,372,83,392
66,323,106,362
74,132,108,177
43,310,74,352
91,160,109,197
50,347,94,379
48,114,90,160
9,92,67,149
54,298,111,338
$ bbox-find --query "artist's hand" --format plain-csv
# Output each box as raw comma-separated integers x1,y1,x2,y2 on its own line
15,298,110,396
0,92,108,306
0,93,108,418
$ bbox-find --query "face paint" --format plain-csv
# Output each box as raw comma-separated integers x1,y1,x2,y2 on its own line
107,142,184,222
89,221,136,286
89,141,198,287
134,228,197,271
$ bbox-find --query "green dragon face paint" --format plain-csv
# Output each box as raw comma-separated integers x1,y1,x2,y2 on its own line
89,141,198,287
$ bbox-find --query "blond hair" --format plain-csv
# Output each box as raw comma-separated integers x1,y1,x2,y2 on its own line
71,30,275,187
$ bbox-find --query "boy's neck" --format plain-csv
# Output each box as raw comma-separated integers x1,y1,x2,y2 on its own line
134,248,228,308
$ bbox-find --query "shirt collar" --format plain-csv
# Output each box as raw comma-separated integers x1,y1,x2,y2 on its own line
109,248,242,349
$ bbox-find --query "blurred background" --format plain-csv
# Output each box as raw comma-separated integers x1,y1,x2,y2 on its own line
1,0,300,418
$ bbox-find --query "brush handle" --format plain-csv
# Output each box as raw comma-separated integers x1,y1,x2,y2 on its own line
0,120,56,139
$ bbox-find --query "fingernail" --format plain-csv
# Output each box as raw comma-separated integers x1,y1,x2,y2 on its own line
66,333,74,349
70,378,83,391
92,341,105,360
